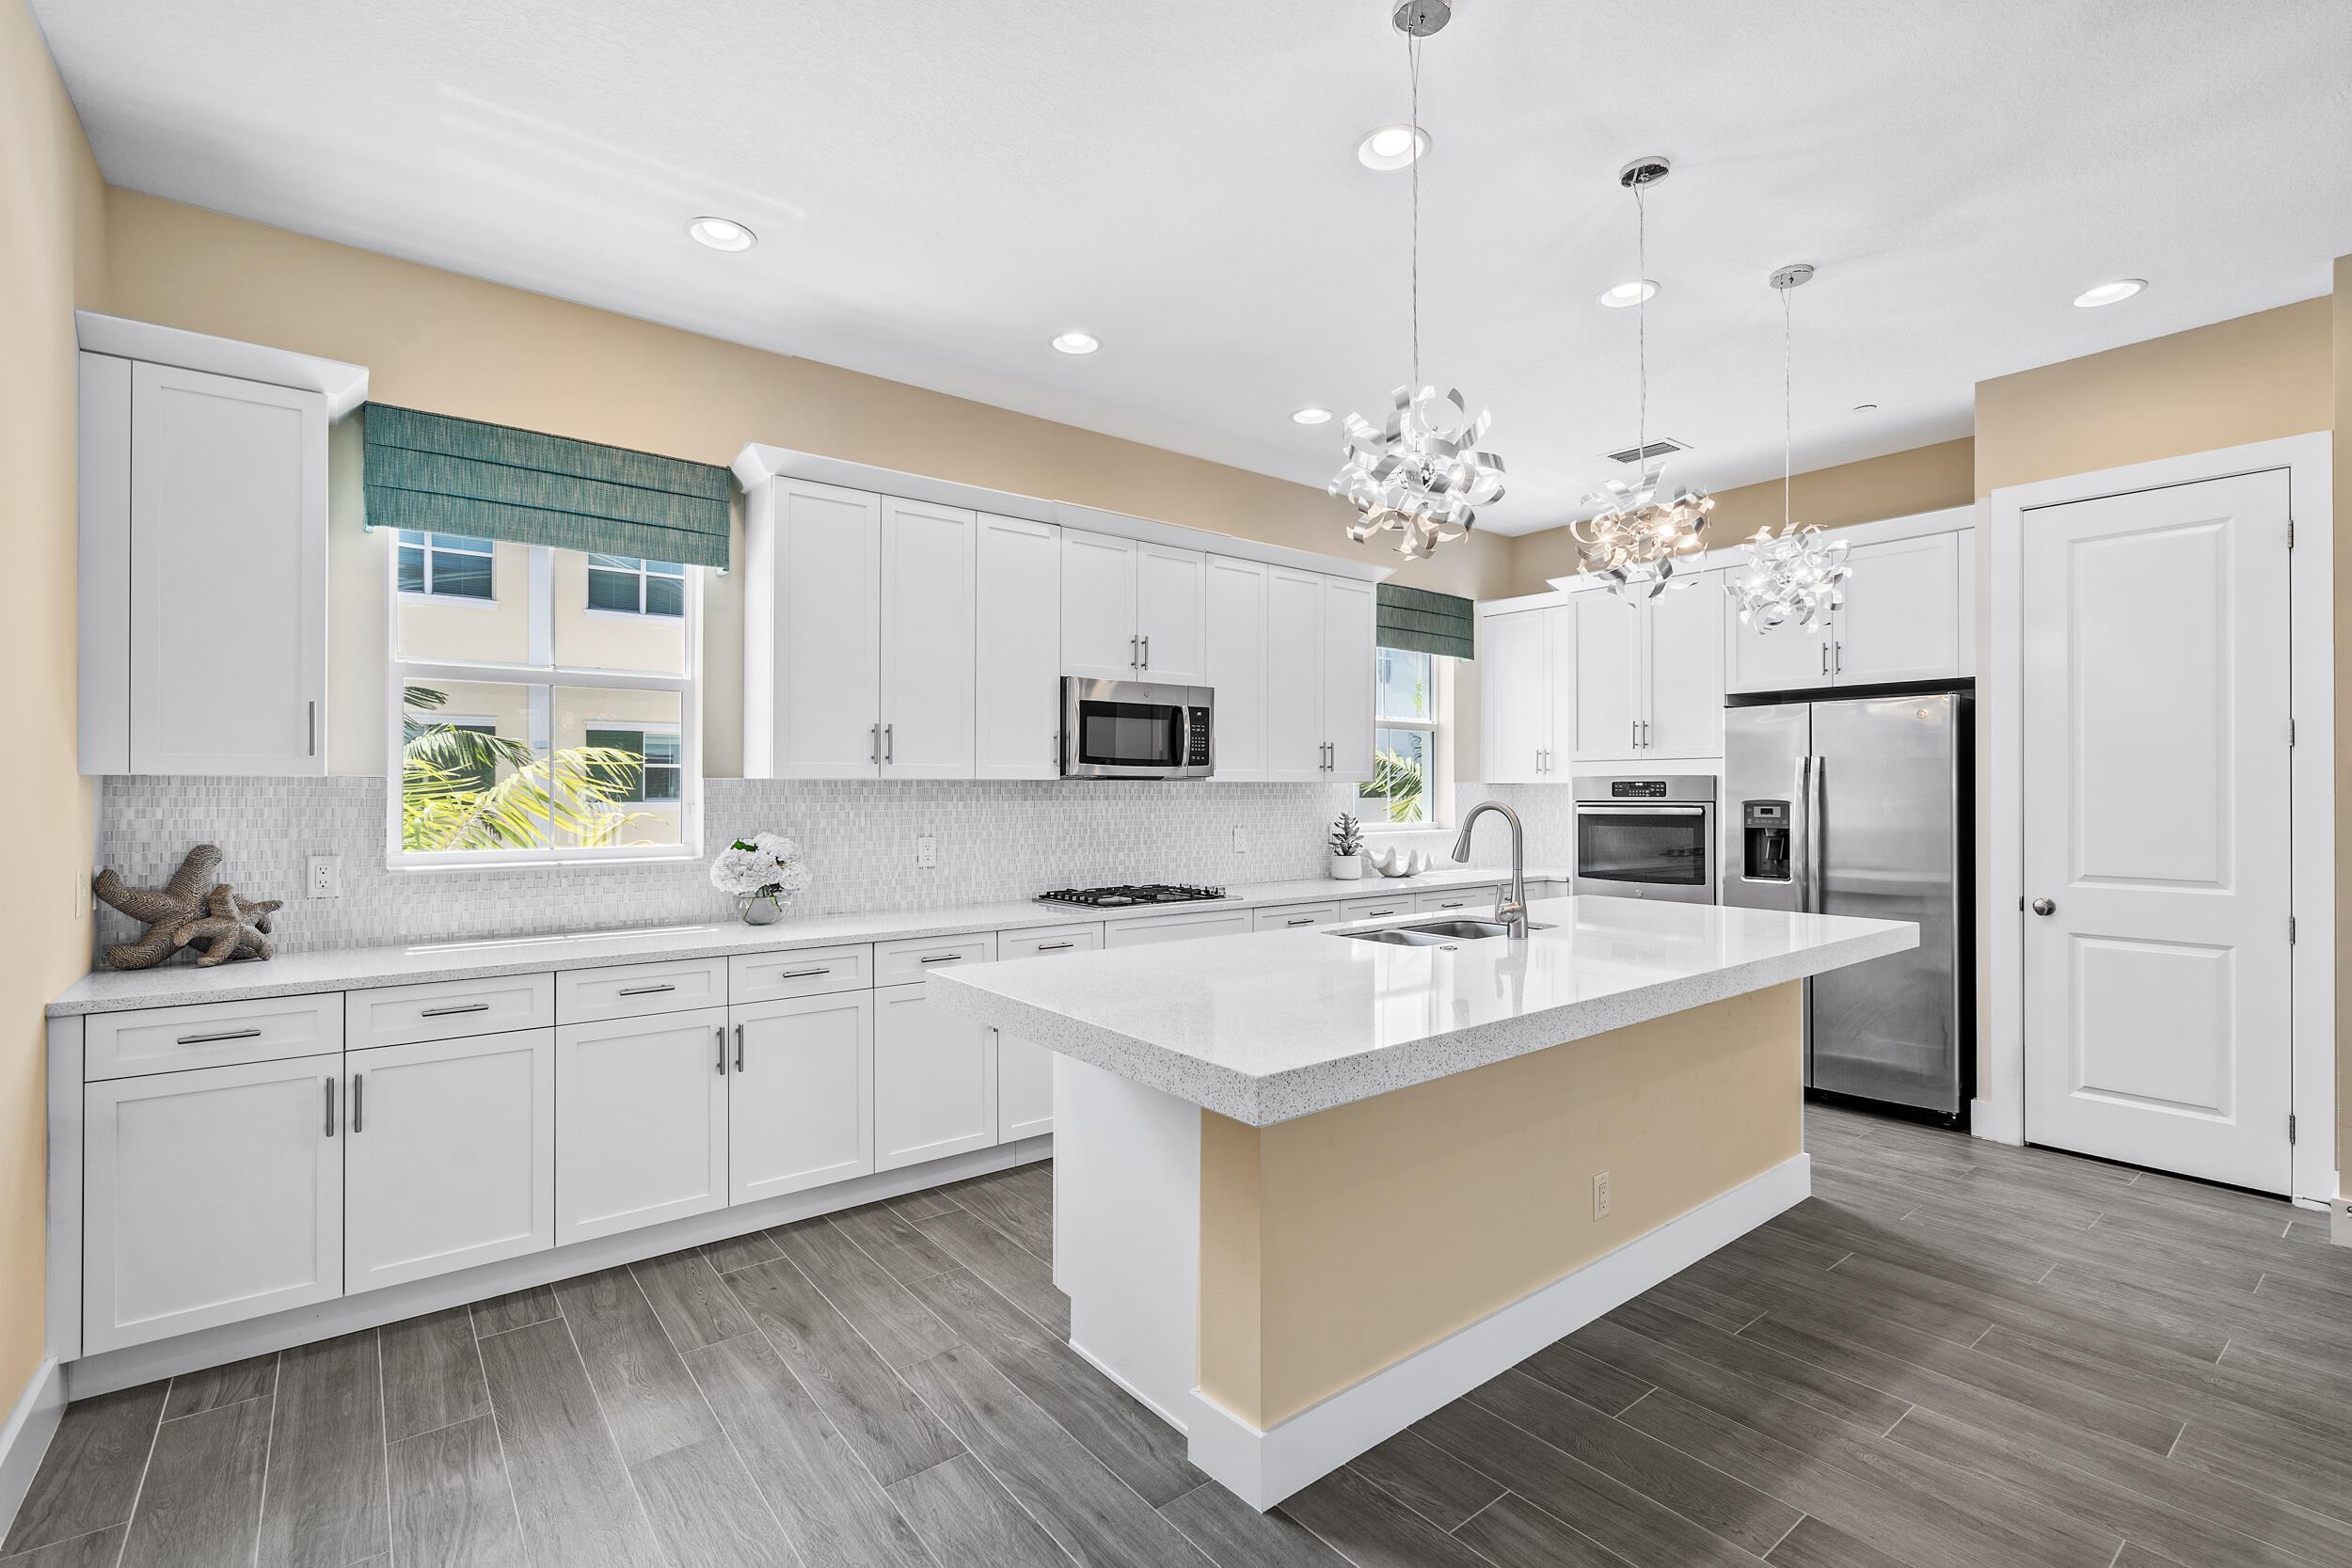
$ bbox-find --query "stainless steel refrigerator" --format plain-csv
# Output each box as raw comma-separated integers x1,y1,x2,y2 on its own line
1720,692,1972,1117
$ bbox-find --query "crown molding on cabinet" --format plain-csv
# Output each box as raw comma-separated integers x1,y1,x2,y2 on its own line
74,310,370,419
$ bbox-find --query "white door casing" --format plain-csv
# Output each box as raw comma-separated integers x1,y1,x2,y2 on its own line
555,1007,730,1241
731,991,876,1202
1205,555,1271,782
975,514,1062,779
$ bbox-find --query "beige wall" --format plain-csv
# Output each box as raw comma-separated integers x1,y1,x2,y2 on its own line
1198,983,1801,1429
0,0,104,1410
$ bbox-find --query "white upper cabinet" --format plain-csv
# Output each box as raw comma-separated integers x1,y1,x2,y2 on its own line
1569,576,1726,764
1265,566,1327,782
880,498,977,778
1136,543,1209,684
975,514,1062,780
80,356,330,775
1205,555,1270,781
1321,576,1377,782
1724,591,1836,694
1061,529,1142,680
745,478,883,777
1723,518,1974,693
1569,593,1648,761
1478,606,1559,783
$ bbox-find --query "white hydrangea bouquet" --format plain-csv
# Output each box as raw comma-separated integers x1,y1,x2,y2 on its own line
710,832,812,925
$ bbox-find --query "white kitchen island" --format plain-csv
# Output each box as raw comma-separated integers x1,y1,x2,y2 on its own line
928,895,1915,1508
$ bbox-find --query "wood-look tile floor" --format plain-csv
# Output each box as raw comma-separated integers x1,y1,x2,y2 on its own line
12,1105,2352,1568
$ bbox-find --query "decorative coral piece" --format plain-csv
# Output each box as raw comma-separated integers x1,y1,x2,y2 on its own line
173,885,282,966
92,845,280,969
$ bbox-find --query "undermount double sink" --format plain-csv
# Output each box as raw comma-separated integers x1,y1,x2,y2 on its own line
1333,917,1552,945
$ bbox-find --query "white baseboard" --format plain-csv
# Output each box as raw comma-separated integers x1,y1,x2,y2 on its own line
2332,1196,2352,1247
1970,1098,2023,1145
1185,1152,1813,1510
1068,1337,1190,1434
0,1357,66,1547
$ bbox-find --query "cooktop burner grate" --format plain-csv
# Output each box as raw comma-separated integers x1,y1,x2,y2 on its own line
1035,883,1230,909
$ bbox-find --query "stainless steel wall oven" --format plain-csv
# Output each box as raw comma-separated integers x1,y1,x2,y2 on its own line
1572,775,1718,903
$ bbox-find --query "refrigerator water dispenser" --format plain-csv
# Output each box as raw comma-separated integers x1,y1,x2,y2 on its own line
1742,800,1791,881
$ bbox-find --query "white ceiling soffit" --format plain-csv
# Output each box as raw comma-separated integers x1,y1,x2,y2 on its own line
37,0,2352,536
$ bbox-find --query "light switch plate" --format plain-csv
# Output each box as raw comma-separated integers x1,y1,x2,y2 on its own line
308,854,342,898
1592,1170,1612,1220
915,835,938,870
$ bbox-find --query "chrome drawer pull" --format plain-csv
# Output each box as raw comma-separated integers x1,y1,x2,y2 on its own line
325,1077,337,1137
619,983,676,996
918,953,964,964
420,1003,490,1018
1286,916,1315,927
777,966,831,979
178,1027,262,1045
1035,942,1075,951
1366,908,1397,917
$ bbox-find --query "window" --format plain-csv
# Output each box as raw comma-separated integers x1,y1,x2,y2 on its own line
587,554,685,617
1361,645,1435,825
582,727,682,802
395,531,494,600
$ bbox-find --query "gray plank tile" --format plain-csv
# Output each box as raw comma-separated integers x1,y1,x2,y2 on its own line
628,1433,798,1568
161,1354,276,1420
771,1215,961,1370
1520,1338,1658,1418
682,1330,936,1568
903,1265,1201,1507
1344,1427,1502,1533
473,1284,561,1336
631,1247,755,1353
255,1329,389,1568
900,1346,1207,1568
1611,1295,1915,1434
388,1412,528,1568
887,1450,1069,1568
552,1266,721,1464
477,1317,668,1568
117,1395,270,1568
946,1174,1055,1262
703,1228,784,1275
1161,1481,1354,1568
832,1203,961,1287
1277,1465,1493,1568
0,1382,167,1554
382,1305,490,1441
913,1208,1072,1338
887,1187,961,1222
723,1256,961,1484
1763,1514,1910,1568
1451,1491,1653,1568
0,1526,130,1568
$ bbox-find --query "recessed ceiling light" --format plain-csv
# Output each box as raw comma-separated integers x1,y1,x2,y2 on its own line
1597,279,1659,309
1051,331,1101,355
1291,407,1333,425
2074,278,2146,309
1357,123,1431,171
687,216,755,252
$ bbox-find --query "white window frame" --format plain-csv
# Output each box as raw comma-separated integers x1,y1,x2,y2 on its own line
395,530,499,607
584,553,687,620
1363,643,1440,830
387,541,702,870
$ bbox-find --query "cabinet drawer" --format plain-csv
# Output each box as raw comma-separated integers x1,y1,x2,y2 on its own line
345,973,554,1052
998,922,1104,960
87,993,342,1081
1104,908,1253,946
1415,887,1496,915
558,958,728,1024
1340,895,1413,922
1254,901,1341,931
729,944,873,1005
875,931,996,986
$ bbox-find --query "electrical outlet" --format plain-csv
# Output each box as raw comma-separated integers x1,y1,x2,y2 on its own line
308,854,342,899
915,834,938,870
1592,1170,1612,1220
73,866,90,920
1232,826,1248,855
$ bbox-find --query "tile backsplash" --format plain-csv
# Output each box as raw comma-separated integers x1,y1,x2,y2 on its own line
92,776,1572,958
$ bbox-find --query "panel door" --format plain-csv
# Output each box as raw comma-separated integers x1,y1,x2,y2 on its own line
1136,543,1209,684
880,497,978,778
1264,566,1326,781
84,1053,342,1353
128,362,326,775
774,482,883,776
1061,529,1139,680
1204,555,1270,781
1836,531,1967,686
975,514,1062,779
874,983,998,1171
1724,589,1835,696
1645,577,1725,758
555,1006,729,1242
996,924,1101,1142
731,991,874,1203
1479,609,1550,783
1321,576,1378,783
2021,470,2293,1193
1568,591,1646,761
345,1030,553,1292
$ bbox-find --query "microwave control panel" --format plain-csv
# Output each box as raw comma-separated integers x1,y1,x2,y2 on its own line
1185,706,1212,767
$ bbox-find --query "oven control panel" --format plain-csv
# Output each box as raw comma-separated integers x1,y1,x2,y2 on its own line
1611,780,1669,798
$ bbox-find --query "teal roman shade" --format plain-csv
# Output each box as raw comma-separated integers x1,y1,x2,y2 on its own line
1375,583,1475,660
363,404,732,569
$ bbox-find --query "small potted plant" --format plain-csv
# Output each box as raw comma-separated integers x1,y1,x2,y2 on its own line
709,832,813,925
1327,813,1365,880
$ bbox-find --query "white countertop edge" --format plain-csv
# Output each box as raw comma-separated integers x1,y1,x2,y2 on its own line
47,865,1565,1017
927,920,1918,1127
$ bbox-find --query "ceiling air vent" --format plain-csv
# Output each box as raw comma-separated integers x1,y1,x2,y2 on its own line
1602,437,1691,465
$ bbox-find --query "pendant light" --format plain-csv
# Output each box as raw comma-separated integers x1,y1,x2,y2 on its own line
1725,263,1851,633
1329,0,1507,562
1571,157,1712,602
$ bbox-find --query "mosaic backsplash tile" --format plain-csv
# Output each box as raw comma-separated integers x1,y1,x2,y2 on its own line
93,776,1573,959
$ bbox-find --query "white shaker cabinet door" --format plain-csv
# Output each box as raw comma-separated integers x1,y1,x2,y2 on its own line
128,362,327,775
976,514,1062,779
1724,591,1835,695
1264,566,1326,782
730,991,875,1203
1479,608,1550,783
1136,543,1209,684
1204,554,1270,781
1321,576,1377,782
996,1037,1054,1141
1569,591,1646,762
874,982,998,1171
754,480,883,777
1836,531,1969,684
344,1030,553,1292
556,1007,729,1243
1061,529,1140,680
880,498,977,778
84,1053,343,1354
1644,577,1725,758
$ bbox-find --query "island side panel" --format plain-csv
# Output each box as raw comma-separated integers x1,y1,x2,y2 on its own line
1198,980,1803,1433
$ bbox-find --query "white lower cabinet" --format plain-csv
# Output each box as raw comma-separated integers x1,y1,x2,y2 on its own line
874,983,998,1171
1341,894,1414,922
555,1006,730,1243
83,1052,344,1354
344,1030,553,1292
1254,901,1341,931
1104,908,1255,947
730,990,875,1203
994,923,1102,1142
1416,886,1497,915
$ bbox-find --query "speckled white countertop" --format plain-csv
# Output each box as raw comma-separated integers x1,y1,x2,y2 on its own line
46,865,1565,1017
926,896,1915,1127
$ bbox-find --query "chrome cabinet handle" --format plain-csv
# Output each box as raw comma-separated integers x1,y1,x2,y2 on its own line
325,1077,337,1137
351,1071,363,1133
619,983,675,997
1286,916,1315,927
420,1003,488,1018
734,1023,746,1072
308,700,317,757
716,1025,727,1075
776,966,831,979
1438,900,1466,909
870,723,881,764
1366,908,1397,917
1834,641,1843,675
178,1027,262,1045
1820,642,1830,675
1036,941,1075,951
1141,634,1150,670
2031,897,2056,916
918,953,964,963
1130,634,1138,669
884,723,894,763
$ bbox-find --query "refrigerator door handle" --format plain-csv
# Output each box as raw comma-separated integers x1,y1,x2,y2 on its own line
1794,754,1817,913
1804,752,1827,912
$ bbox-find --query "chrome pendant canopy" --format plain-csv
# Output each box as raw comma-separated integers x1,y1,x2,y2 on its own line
1724,262,1851,632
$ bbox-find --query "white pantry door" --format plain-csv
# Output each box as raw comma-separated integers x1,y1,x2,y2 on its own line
2021,468,2293,1193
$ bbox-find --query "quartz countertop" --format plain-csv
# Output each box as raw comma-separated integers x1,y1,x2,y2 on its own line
926,896,1915,1126
46,864,1565,1017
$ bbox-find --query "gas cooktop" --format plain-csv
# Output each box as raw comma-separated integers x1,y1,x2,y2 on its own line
1036,883,1230,909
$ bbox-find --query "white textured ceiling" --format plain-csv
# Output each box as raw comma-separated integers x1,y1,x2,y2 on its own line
34,0,2352,534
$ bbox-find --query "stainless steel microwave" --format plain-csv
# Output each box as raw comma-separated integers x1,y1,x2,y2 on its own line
1060,678,1215,780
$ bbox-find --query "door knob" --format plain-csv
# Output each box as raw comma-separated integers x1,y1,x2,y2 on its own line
2031,897,2056,916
